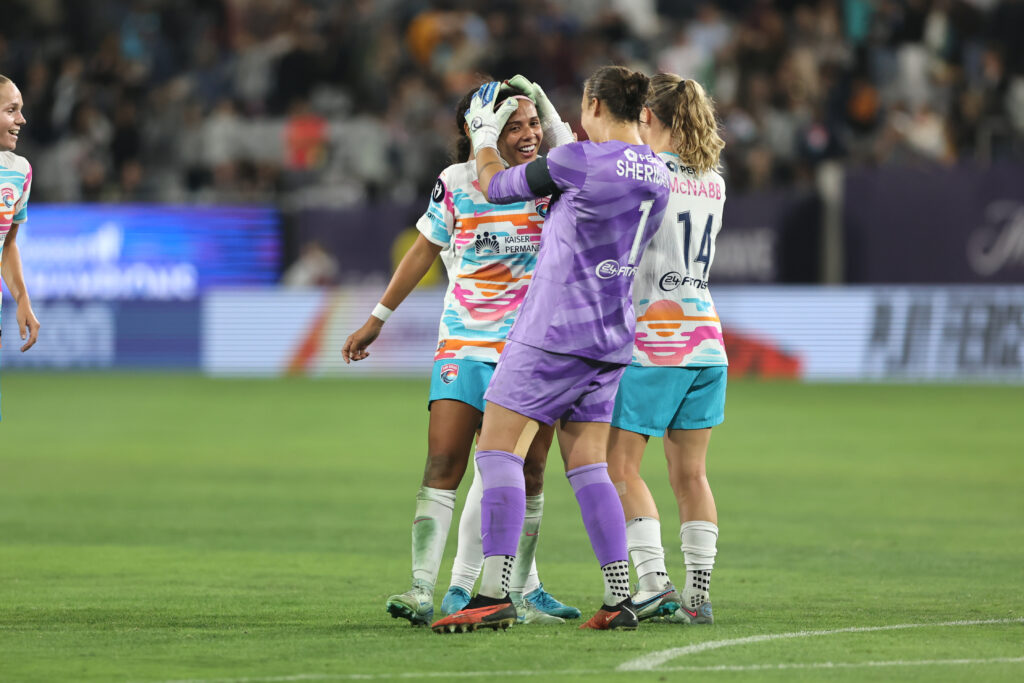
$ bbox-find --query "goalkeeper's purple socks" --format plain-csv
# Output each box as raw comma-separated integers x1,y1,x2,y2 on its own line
475,449,526,598
567,462,628,567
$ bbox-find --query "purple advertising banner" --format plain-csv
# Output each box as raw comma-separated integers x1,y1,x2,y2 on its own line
844,161,1024,283
293,203,423,282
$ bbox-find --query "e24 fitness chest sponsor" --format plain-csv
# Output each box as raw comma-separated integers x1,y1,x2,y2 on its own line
596,259,638,279
660,272,709,291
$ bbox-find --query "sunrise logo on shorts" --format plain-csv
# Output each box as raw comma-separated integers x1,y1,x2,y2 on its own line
440,363,460,384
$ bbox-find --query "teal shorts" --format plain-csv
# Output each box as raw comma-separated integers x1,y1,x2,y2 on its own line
611,365,727,436
428,359,496,413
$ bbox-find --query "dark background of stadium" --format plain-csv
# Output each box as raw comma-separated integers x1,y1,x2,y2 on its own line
3,0,1023,285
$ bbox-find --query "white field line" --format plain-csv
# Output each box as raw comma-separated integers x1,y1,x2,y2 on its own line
151,657,1024,682
617,617,1024,671
143,617,1024,683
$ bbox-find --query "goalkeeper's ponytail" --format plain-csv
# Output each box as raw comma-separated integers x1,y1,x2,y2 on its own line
583,66,649,123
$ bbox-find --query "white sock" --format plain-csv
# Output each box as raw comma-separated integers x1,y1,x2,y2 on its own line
522,558,541,597
627,516,670,592
680,520,718,607
510,494,543,596
410,486,456,591
448,459,484,593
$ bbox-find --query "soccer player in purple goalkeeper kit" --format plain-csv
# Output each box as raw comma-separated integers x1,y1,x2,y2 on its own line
431,66,671,633
0,74,40,421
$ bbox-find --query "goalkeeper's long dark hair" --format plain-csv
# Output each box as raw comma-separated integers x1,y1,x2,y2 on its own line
452,78,530,163
583,65,649,124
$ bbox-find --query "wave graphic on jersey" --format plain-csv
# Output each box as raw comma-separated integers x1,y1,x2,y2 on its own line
453,263,530,321
634,300,726,366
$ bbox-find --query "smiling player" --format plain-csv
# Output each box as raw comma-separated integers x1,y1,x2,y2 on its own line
606,74,727,625
342,79,578,627
0,74,41,420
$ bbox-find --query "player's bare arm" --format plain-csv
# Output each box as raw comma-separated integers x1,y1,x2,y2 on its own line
0,223,39,352
342,234,442,363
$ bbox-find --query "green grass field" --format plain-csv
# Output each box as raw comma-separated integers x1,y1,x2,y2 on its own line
1,373,1022,682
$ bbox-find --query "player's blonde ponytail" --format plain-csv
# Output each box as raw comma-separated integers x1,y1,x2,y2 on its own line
0,74,11,86
647,74,724,175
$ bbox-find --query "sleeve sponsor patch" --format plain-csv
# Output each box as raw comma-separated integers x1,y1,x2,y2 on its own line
432,178,446,204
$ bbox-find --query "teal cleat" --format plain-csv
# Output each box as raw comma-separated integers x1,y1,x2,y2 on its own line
631,584,682,621
441,586,471,615
666,600,714,624
524,583,581,620
512,593,565,624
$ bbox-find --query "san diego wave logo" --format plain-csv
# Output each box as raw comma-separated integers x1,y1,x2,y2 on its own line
440,363,459,384
1,186,15,208
534,197,550,218
474,231,501,255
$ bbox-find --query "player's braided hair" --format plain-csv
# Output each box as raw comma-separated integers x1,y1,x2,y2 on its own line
452,77,531,163
646,73,724,175
583,66,650,123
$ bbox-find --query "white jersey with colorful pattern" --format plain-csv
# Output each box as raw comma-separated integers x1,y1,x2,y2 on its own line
0,151,33,327
416,160,547,363
631,152,728,367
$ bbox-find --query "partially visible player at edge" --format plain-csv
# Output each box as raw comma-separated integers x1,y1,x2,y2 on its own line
0,74,41,421
431,66,670,633
341,80,579,626
607,73,727,626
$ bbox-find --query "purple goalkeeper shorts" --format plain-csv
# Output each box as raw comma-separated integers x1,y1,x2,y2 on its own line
484,340,626,425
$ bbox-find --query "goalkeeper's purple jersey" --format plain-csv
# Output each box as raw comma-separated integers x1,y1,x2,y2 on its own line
487,140,670,363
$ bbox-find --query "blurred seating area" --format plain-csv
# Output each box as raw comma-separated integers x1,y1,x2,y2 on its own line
3,0,1023,206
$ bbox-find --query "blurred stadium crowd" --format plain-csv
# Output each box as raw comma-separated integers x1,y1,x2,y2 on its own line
3,0,1023,206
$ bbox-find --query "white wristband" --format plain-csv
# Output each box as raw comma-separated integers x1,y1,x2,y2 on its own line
371,303,393,322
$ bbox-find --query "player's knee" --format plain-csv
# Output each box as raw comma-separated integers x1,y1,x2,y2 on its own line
608,455,639,482
672,467,708,490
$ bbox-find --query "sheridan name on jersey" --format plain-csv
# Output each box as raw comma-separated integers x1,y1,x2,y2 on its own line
416,160,546,363
630,152,727,367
